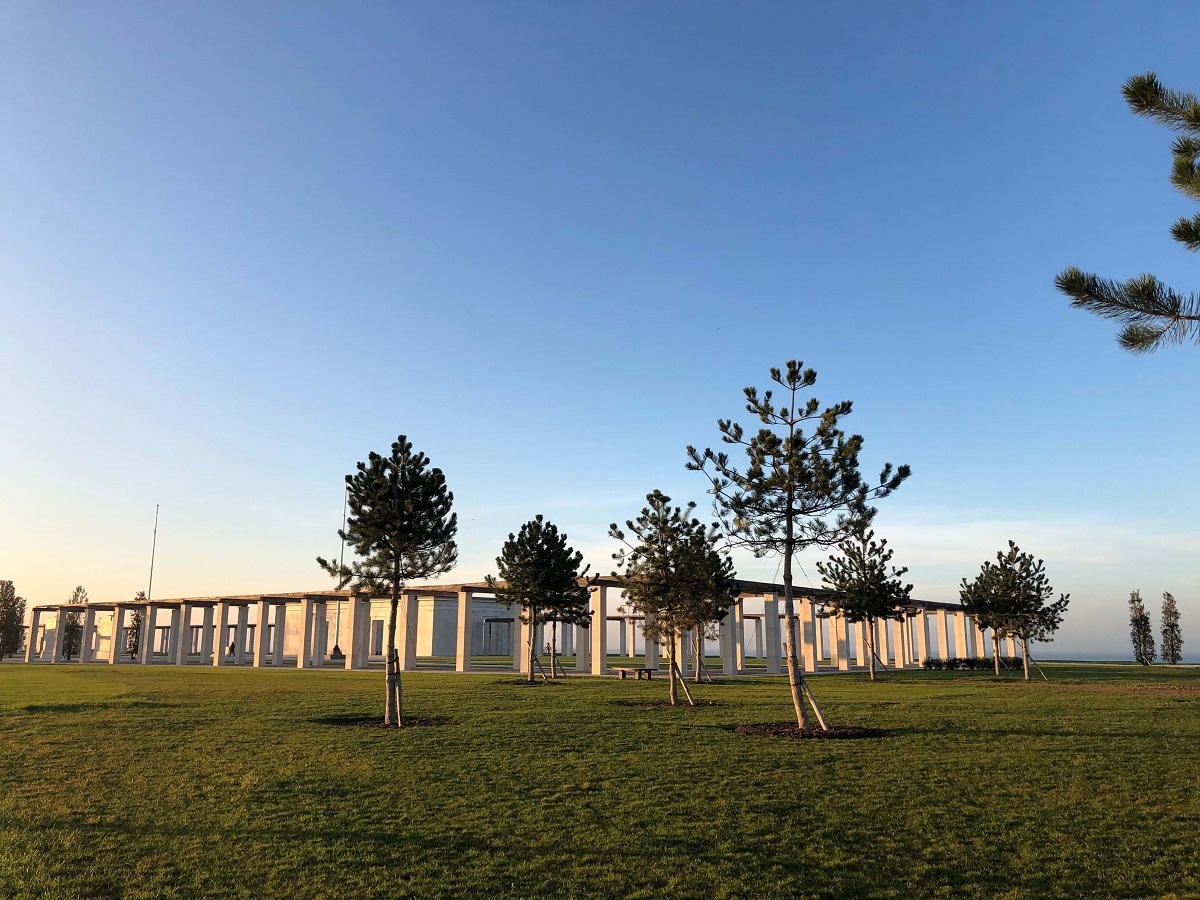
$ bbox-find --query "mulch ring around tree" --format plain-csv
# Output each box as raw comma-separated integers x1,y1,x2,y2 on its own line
315,714,453,728
612,698,724,708
494,678,567,687
734,723,884,739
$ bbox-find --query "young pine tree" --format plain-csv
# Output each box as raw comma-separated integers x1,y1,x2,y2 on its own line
1128,590,1156,666
126,591,147,660
0,580,26,659
63,586,89,661
688,360,909,728
318,436,458,727
816,524,912,682
1056,73,1200,352
486,515,591,682
610,491,737,707
1160,591,1183,665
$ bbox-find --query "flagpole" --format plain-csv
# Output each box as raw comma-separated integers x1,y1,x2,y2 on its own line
147,504,160,602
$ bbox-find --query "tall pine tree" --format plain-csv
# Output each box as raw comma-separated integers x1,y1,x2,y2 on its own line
815,523,912,682
611,491,737,707
1128,589,1156,666
1056,73,1200,352
318,436,457,727
0,580,26,659
1160,591,1183,665
688,360,909,728
486,515,591,682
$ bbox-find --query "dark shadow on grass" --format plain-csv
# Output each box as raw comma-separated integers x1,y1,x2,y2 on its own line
733,723,885,739
22,700,175,714
612,698,724,709
493,678,567,686
312,713,454,728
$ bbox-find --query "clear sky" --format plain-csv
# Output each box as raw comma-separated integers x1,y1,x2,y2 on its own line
2,2,1198,659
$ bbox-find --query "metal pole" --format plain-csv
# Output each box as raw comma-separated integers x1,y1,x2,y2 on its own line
147,504,160,602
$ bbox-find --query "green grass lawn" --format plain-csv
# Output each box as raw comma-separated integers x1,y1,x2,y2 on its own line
2,664,1199,899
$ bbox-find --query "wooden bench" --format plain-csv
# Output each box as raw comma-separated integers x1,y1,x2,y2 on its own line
613,667,656,680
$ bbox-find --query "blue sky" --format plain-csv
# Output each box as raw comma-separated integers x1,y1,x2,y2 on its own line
2,2,1198,658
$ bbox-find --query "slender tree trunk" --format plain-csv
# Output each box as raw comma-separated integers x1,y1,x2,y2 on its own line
1021,635,1030,682
550,620,559,678
867,619,877,682
781,537,811,728
693,627,703,684
668,637,678,706
527,602,537,684
385,575,404,727
993,632,1001,675
673,656,696,706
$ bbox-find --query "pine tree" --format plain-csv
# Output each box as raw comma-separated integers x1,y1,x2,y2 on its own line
486,515,591,682
63,586,89,661
1160,591,1182,665
610,491,737,706
126,591,147,660
0,580,26,659
688,360,909,728
1128,590,1156,666
318,435,458,727
961,543,1069,680
1056,73,1200,352
816,524,912,682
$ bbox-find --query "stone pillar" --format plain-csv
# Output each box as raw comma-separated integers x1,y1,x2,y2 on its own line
914,611,930,665
977,623,990,658
719,606,736,675
893,618,907,670
24,608,43,663
764,595,781,675
271,603,287,664
345,594,368,670
139,606,155,664
734,601,746,671
313,600,328,666
51,607,69,663
561,622,573,656
107,606,124,664
1006,635,1017,657
590,585,608,676
575,614,591,673
167,605,183,666
80,606,97,663
212,602,231,667
200,605,215,664
798,599,818,673
644,617,660,670
834,615,850,671
456,589,473,673
234,604,250,664
397,592,418,671
616,618,628,658
953,611,969,659
297,596,316,669
752,616,763,659
254,600,271,667
934,609,949,659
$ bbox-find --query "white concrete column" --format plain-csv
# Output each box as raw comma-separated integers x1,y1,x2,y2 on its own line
735,601,746,671
914,611,930,665
456,589,473,673
617,618,628,658
313,601,328,666
834,615,850,671
1006,635,1017,657
107,606,124,664
643,616,660,670
177,605,196,664
935,609,949,659
254,600,271,667
271,603,287,664
234,605,250,664
574,615,591,673
297,597,316,669
977,623,990,658
398,592,417,670
212,602,231,667
752,616,763,659
200,605,215,663
560,622,573,656
79,606,97,663
764,595,781,675
953,611,969,659
799,599,818,673
167,605,183,666
139,606,155,664
891,618,906,670
590,585,608,676
719,605,736,675
51,607,69,663
512,612,524,674
344,594,368,670
24,609,43,663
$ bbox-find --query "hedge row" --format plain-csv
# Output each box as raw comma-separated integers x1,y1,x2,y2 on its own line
921,656,1024,670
